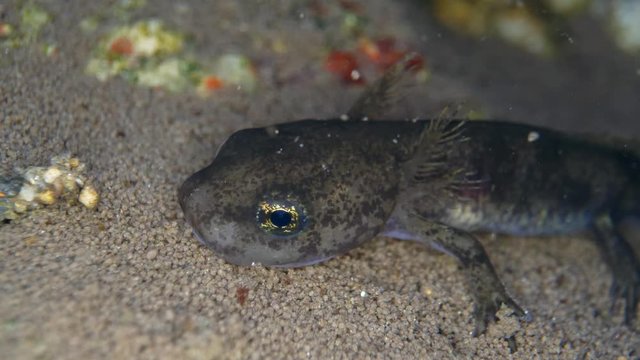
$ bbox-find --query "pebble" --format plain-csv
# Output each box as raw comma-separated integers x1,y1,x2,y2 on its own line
79,184,99,209
146,249,158,260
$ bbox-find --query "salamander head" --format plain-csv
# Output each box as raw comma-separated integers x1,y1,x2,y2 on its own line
178,120,399,267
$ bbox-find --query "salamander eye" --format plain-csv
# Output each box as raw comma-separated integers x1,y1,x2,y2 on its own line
256,199,307,236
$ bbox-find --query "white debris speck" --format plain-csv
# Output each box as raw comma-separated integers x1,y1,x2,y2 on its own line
339,114,349,121
350,69,361,81
527,131,540,142
299,143,304,148
392,138,398,144
294,136,300,143
276,148,283,154
360,290,368,298
362,116,369,121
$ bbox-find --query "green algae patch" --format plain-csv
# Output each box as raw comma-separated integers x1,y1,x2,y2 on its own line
1,2,53,51
20,3,51,41
86,20,186,82
86,20,257,95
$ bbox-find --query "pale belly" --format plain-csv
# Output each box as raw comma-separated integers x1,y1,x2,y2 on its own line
441,202,594,236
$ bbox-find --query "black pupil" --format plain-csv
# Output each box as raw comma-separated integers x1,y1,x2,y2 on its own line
270,210,292,228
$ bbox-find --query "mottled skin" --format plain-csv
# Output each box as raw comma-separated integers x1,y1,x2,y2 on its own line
179,117,640,334
179,120,417,267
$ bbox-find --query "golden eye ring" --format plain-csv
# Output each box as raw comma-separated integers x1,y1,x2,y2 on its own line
256,200,305,235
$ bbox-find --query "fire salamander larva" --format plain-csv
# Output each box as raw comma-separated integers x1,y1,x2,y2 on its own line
179,60,640,335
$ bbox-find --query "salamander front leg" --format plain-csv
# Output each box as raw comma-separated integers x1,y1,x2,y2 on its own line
386,217,527,335
429,223,527,335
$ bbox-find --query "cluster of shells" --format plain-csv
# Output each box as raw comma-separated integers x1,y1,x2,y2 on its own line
0,154,99,221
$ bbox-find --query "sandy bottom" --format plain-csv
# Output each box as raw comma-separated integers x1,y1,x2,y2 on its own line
2,1,639,359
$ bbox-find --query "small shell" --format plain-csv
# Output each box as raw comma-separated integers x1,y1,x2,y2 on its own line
18,184,38,202
13,199,29,213
23,167,46,187
1,198,18,220
79,185,99,209
36,189,57,205
68,157,81,169
61,174,79,193
74,175,86,188
43,167,63,184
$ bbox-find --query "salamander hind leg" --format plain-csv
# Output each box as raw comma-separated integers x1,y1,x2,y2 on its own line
592,214,640,325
